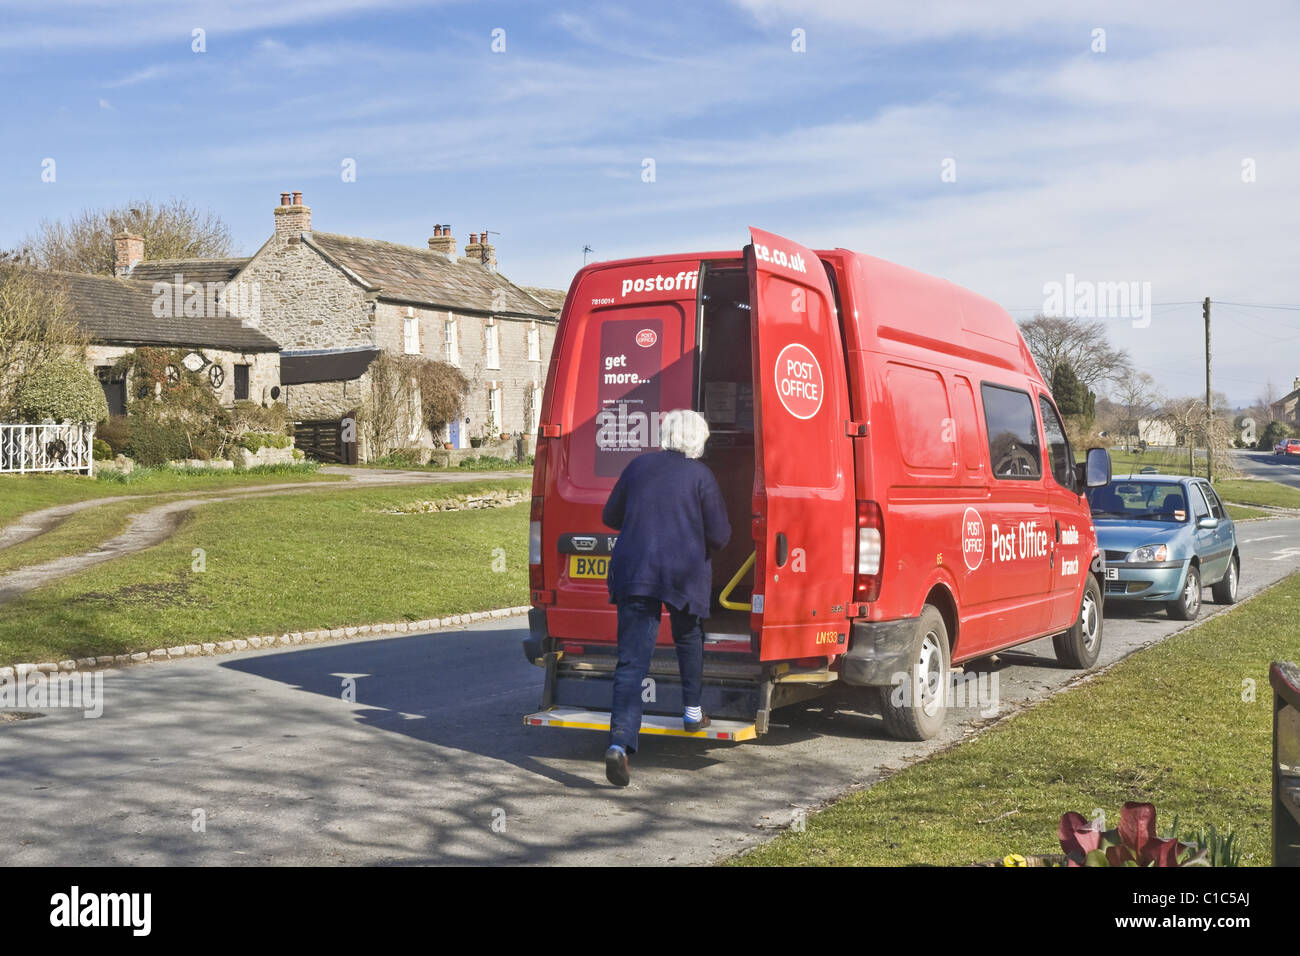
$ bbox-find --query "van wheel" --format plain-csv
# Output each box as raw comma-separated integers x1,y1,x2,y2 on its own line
1211,554,1239,605
879,605,949,741
1052,574,1103,669
1167,565,1201,620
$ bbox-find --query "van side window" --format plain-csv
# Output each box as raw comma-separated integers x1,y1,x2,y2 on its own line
1037,395,1074,490
980,384,1041,479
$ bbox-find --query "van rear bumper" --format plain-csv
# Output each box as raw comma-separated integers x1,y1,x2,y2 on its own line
840,616,919,687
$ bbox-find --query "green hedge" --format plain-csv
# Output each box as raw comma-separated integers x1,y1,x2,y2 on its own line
15,360,108,424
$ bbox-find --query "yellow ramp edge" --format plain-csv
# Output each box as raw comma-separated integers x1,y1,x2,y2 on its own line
524,706,757,741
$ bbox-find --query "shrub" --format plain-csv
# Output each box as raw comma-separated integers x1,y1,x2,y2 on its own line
126,416,192,466
92,438,113,460
96,415,132,455
370,447,426,468
14,359,108,424
236,431,291,453
1258,419,1292,451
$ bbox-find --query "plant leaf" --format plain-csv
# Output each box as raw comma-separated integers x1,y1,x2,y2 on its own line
1084,848,1111,867
1059,811,1101,860
1119,802,1157,854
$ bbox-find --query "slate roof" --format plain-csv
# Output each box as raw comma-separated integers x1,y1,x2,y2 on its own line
520,285,567,315
305,232,556,319
43,270,279,351
127,258,251,285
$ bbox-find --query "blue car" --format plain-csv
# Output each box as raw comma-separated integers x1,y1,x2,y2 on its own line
1085,473,1240,620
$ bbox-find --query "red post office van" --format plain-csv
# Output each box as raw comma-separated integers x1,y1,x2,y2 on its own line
523,227,1112,741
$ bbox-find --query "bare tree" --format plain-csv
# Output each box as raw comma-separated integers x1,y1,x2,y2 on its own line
1018,315,1131,393
0,265,89,419
23,199,235,275
1112,371,1164,451
1255,381,1281,424
1160,395,1238,479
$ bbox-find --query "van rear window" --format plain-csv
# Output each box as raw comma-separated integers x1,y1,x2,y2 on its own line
981,383,1041,479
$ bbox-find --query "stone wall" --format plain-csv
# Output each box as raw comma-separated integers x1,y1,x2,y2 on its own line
84,344,279,408
224,234,374,351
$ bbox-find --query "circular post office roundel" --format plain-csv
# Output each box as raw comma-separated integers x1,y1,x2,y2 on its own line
962,506,985,571
773,343,823,420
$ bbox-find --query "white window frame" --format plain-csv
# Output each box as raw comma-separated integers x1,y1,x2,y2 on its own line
485,320,500,370
445,314,459,367
403,315,420,355
527,322,540,362
531,383,543,432
487,386,501,434
408,387,422,442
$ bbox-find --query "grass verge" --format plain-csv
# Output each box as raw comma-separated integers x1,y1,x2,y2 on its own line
1213,478,1300,511
0,466,340,527
730,572,1300,867
1225,504,1270,521
0,478,531,665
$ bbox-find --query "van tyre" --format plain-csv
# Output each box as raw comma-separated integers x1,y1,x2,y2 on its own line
1053,573,1103,669
879,605,949,741
1211,554,1239,605
1167,565,1201,620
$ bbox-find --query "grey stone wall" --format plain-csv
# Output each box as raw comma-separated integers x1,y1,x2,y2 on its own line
225,235,374,351
84,344,279,408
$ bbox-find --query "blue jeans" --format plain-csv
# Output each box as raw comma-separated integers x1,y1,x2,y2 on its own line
608,596,704,752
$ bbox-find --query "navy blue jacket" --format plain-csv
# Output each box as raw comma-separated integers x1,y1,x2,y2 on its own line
602,450,731,619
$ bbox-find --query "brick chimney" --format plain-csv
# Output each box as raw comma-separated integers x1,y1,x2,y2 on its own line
464,232,483,261
478,229,497,270
427,224,457,255
113,232,144,276
273,190,311,242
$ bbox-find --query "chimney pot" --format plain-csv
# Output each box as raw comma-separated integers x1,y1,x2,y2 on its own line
274,193,311,239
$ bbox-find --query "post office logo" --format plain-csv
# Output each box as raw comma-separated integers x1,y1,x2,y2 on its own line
962,506,985,571
635,329,658,348
774,343,823,420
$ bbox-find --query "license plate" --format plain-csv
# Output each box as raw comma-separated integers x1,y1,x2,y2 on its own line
569,555,609,579
1105,567,1119,580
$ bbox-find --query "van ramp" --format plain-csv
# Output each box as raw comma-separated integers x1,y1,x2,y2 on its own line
524,706,757,741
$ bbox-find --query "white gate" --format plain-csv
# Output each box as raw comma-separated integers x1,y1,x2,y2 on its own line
0,423,95,475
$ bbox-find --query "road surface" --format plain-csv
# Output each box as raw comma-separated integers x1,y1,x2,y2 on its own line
2,515,1298,865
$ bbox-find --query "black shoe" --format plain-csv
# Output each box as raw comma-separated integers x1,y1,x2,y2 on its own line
683,714,711,733
604,746,630,787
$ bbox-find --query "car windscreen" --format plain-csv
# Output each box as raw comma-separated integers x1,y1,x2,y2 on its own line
1086,481,1189,522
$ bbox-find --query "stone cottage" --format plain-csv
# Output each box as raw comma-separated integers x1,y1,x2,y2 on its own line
208,192,561,454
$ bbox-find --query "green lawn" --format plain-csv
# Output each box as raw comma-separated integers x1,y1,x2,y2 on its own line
731,573,1300,867
0,496,183,575
0,478,532,666
1225,503,1270,521
0,465,338,526
1213,478,1300,511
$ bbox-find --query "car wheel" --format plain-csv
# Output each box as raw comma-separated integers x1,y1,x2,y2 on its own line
1211,554,1240,605
1053,573,1103,669
878,605,949,741
1167,565,1202,620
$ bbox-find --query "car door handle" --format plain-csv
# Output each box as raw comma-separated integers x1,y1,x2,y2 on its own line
775,532,788,567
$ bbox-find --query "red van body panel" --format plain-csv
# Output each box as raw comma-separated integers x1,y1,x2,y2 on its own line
527,230,1102,720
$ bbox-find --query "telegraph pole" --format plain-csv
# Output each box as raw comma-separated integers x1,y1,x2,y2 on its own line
1204,296,1212,483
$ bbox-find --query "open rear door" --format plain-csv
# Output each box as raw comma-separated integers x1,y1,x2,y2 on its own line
746,227,856,662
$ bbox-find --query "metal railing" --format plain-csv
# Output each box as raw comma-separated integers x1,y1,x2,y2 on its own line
1272,660,1300,866
0,423,95,475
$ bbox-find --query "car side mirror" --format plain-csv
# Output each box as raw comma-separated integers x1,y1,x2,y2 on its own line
1198,516,1219,529
1084,447,1111,488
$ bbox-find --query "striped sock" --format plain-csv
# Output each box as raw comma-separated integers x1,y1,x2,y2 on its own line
684,705,702,722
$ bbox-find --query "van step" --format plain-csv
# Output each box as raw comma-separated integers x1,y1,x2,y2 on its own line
523,706,757,741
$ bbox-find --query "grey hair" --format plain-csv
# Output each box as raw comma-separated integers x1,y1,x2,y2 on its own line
660,408,710,459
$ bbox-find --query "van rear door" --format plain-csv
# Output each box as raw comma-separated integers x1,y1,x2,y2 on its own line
746,227,856,661
538,257,700,645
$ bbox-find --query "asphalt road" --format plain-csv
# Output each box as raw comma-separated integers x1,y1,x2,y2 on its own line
1230,447,1300,489
3,514,1299,866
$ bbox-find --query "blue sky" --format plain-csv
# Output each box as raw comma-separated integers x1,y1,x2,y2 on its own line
2,0,1297,406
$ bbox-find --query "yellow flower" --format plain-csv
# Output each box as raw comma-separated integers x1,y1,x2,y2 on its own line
1002,853,1028,867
